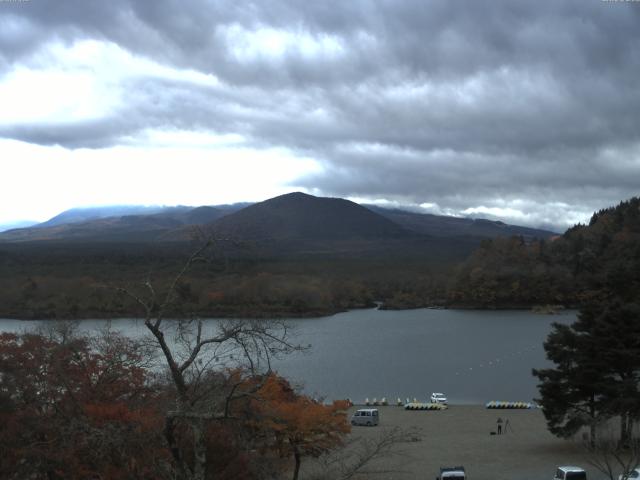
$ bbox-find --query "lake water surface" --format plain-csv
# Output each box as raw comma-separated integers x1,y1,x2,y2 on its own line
0,308,575,404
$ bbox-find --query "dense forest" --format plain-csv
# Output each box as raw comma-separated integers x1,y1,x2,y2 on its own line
449,197,640,308
0,240,455,319
0,197,638,319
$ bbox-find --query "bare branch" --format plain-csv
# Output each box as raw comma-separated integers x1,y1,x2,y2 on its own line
160,240,212,313
115,238,305,480
115,286,152,318
308,426,421,480
582,425,640,480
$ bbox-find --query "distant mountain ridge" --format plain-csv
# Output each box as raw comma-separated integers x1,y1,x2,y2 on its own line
0,204,246,243
366,206,557,239
36,206,169,228
0,193,556,244
0,220,38,233
0,195,635,320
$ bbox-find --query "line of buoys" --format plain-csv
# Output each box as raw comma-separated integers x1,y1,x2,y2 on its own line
404,402,447,411
486,401,533,409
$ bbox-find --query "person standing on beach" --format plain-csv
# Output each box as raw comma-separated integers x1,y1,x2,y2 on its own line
497,417,503,434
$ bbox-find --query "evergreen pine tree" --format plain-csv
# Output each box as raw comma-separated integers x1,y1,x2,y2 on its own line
533,320,609,446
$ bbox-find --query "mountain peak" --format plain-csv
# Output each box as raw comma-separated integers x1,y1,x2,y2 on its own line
277,191,312,199
263,191,321,205
210,192,408,241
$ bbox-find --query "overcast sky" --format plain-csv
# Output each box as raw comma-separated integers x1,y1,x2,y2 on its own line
1,0,639,231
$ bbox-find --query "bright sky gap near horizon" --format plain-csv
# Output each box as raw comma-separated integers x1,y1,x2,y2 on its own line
1,1,639,231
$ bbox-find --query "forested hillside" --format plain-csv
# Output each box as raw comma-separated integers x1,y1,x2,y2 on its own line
449,197,640,307
1,195,636,318
0,193,497,319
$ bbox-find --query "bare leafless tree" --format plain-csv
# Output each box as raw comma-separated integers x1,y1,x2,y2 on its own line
117,240,303,480
583,424,640,480
306,426,421,480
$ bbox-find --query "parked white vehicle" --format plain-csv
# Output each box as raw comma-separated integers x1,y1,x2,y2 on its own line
431,392,448,404
618,468,640,480
553,466,587,480
437,466,465,480
350,408,379,426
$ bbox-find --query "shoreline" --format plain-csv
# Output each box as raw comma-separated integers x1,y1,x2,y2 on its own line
0,303,576,322
313,405,595,480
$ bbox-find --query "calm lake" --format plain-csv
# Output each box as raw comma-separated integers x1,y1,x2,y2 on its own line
0,308,575,404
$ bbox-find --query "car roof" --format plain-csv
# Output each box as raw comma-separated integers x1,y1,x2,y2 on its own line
356,408,378,412
559,466,586,472
441,466,465,472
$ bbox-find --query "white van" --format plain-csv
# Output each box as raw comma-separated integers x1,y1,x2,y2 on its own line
351,408,379,426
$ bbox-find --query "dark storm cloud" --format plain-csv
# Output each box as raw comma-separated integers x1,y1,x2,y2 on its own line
1,0,639,229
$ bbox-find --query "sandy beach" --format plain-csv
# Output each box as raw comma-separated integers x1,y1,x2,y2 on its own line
325,405,600,480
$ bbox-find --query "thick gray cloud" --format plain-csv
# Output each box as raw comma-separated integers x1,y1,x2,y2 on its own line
1,0,639,230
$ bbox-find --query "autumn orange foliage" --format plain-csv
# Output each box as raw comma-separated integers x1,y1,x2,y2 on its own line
0,331,166,479
0,333,350,480
251,374,351,479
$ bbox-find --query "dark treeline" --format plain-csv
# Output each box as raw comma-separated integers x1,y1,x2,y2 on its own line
449,197,640,308
1,197,638,318
0,238,459,319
